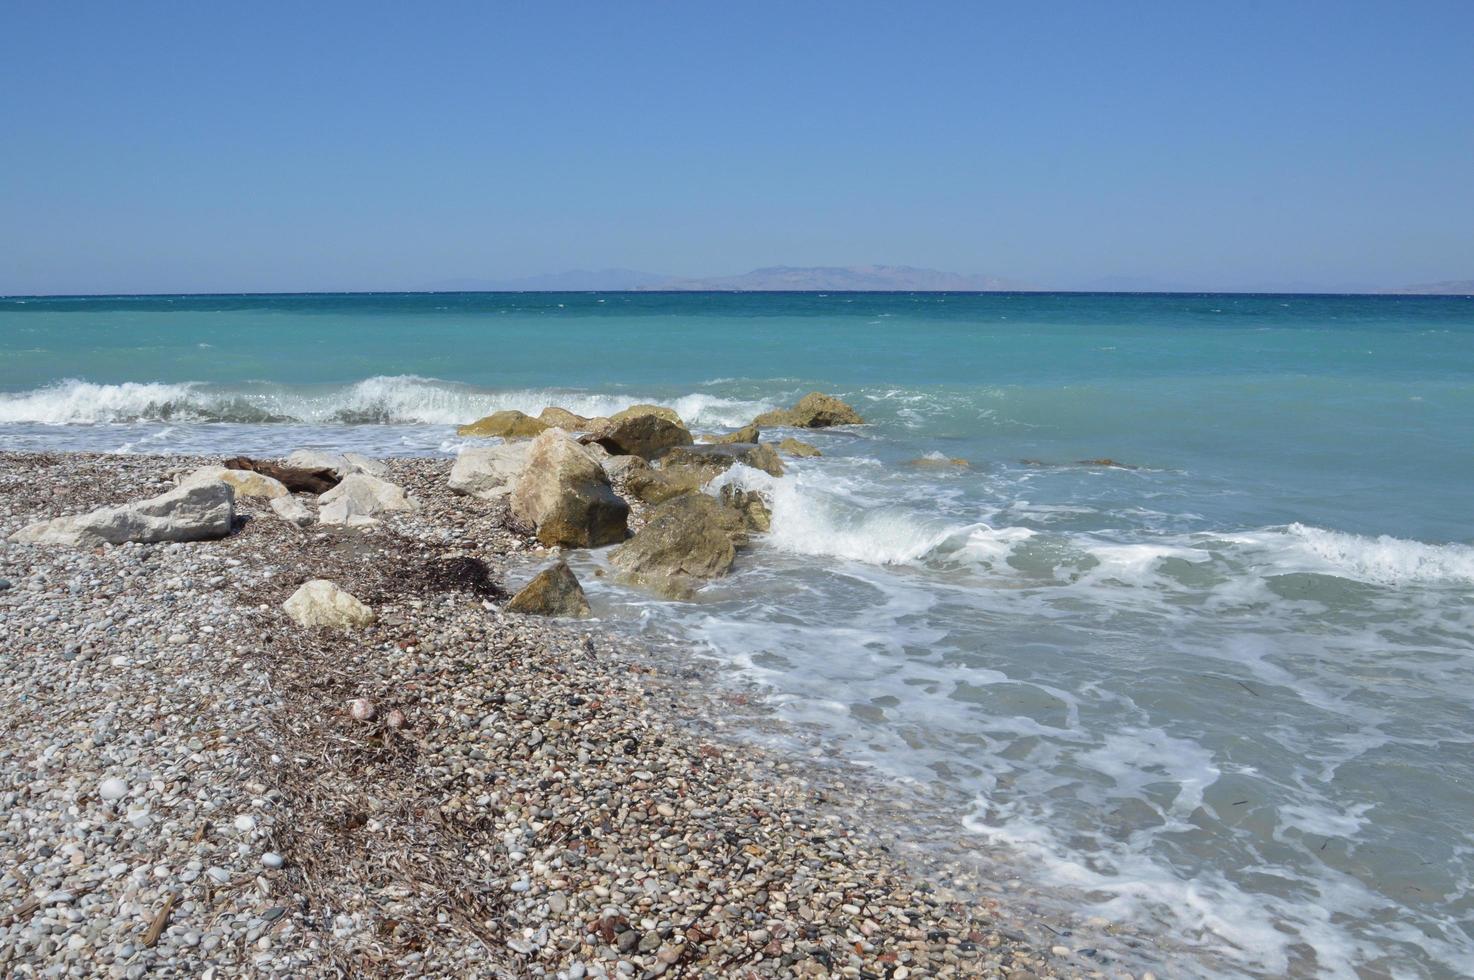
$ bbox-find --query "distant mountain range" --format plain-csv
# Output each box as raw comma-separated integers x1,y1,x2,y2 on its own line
418,268,669,291
1384,280,1474,296
415,266,1472,295
640,265,1034,292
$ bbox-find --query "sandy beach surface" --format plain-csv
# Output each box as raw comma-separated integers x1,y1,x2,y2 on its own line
0,450,1163,979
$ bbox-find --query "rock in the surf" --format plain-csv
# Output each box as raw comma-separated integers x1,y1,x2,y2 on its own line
608,404,683,426
658,442,784,478
538,406,602,431
511,429,629,547
594,412,694,459
448,443,532,500
753,391,864,428
505,561,592,618
318,473,419,526
283,579,375,630
778,437,822,458
908,455,969,469
10,482,235,547
456,410,551,439
719,485,772,533
609,492,748,598
705,423,761,445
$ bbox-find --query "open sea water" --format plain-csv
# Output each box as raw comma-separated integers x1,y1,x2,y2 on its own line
2,291,1471,977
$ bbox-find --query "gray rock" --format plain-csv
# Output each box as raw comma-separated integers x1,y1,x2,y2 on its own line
283,580,375,630
10,482,235,547
448,443,532,501
609,493,748,598
318,473,418,526
269,494,313,526
285,449,387,480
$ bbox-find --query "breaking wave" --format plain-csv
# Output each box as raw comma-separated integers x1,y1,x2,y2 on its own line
0,376,773,429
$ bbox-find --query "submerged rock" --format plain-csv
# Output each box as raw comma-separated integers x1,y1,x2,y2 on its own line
318,473,419,526
778,437,822,458
456,410,551,439
10,482,235,547
511,429,629,548
909,455,969,469
753,391,864,428
448,443,532,500
283,580,375,630
505,561,592,618
609,493,748,598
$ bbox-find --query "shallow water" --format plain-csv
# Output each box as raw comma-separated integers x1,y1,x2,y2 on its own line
3,291,1472,977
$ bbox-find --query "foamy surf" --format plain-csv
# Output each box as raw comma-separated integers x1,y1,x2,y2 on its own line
0,376,774,429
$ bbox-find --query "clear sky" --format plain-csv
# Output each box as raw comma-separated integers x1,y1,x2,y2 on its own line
3,1,1472,294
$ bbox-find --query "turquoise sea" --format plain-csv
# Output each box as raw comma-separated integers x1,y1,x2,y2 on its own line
2,291,1472,977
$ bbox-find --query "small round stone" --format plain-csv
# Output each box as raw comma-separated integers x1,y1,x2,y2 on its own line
261,851,285,869
98,778,128,802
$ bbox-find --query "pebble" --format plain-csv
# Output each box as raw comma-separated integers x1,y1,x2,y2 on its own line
98,777,129,801
261,852,285,869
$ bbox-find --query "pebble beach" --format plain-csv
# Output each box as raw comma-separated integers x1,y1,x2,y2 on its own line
0,450,1142,979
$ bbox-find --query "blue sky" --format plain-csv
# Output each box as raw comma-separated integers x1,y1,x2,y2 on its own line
3,1,1471,293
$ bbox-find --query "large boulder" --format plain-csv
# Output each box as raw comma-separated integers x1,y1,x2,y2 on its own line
705,423,760,445
318,473,419,526
283,580,374,629
10,483,235,547
778,437,822,458
609,404,683,425
538,407,602,431
505,561,592,618
181,465,289,500
753,392,864,428
657,442,785,478
593,413,694,459
456,410,551,439
511,430,629,548
609,493,748,598
448,443,532,500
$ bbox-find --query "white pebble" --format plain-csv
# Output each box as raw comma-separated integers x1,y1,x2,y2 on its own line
261,851,285,869
98,778,128,802
233,814,257,832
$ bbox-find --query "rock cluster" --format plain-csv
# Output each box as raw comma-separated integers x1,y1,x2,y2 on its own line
753,391,864,428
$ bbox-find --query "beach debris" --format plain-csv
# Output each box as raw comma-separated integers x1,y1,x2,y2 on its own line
778,436,822,457
505,560,593,618
610,492,749,598
283,579,375,629
227,455,341,493
269,493,314,526
9,481,235,547
592,411,694,459
317,473,419,526
753,391,864,428
448,442,532,500
456,409,550,439
511,429,629,547
180,465,290,499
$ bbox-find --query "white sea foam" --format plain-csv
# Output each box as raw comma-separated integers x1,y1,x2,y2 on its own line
1222,523,1474,587
0,376,773,429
